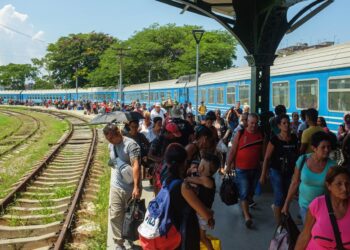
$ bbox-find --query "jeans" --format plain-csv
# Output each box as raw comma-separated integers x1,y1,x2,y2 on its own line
299,206,308,224
269,168,292,207
235,168,260,201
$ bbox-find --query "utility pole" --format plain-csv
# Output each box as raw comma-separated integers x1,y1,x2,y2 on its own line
114,47,130,103
75,66,79,101
148,68,151,108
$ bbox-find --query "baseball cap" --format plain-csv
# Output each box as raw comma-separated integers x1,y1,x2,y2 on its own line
155,102,161,107
165,123,182,137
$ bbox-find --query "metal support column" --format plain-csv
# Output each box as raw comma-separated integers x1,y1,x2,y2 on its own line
195,42,199,121
250,65,270,114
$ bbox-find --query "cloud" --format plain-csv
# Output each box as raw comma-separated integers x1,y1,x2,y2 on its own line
0,4,46,65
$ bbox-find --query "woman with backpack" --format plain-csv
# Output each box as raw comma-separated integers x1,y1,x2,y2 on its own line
260,114,299,224
139,143,214,250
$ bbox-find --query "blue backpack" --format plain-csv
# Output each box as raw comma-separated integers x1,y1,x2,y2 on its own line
138,179,182,238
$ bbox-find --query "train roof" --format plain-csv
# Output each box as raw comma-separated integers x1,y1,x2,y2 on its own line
20,87,117,94
0,90,22,94
185,41,350,87
124,79,181,91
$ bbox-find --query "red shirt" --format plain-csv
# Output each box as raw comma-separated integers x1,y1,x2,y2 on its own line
235,129,263,169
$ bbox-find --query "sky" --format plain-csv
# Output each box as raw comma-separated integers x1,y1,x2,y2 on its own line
0,0,349,67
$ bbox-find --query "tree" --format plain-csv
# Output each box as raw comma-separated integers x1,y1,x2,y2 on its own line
44,32,117,88
32,79,55,90
88,24,237,87
0,63,37,90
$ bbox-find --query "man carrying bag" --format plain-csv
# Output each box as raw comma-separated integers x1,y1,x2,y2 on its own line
104,124,142,250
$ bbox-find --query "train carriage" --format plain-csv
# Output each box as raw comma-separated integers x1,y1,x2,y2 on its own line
1,42,350,132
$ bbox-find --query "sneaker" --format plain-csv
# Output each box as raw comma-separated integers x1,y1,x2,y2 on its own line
249,200,257,208
124,240,134,250
115,245,125,250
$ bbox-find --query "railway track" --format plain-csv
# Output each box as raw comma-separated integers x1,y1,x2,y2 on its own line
0,109,41,160
0,111,97,250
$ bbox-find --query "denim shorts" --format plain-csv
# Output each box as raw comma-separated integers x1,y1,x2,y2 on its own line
235,168,259,201
269,168,292,207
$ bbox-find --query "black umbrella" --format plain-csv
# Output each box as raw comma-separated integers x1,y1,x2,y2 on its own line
90,111,144,124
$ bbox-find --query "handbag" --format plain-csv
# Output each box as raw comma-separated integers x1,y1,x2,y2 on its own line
200,235,222,250
122,198,146,241
216,139,228,153
325,194,345,250
219,173,239,206
113,145,134,184
269,214,300,250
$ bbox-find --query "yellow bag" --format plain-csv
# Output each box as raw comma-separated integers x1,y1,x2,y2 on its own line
200,235,221,250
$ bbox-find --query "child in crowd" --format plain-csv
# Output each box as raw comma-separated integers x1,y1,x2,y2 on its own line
185,153,220,250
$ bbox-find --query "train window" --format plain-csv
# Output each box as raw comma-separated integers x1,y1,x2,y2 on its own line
296,79,318,109
272,82,289,108
167,91,171,98
160,92,165,101
208,88,214,104
239,85,250,106
194,89,207,102
216,87,224,104
328,77,350,112
174,90,178,101
227,86,236,105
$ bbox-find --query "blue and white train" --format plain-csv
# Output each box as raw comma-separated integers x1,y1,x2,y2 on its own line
1,42,350,131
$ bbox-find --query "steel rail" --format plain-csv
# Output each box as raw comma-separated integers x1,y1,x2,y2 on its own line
53,127,97,250
0,112,73,213
0,109,41,158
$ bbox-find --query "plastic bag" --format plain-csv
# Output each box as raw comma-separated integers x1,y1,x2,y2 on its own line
216,139,228,153
269,214,300,250
200,235,222,250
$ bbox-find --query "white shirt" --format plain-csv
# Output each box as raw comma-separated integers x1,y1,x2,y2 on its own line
186,106,193,114
150,108,166,121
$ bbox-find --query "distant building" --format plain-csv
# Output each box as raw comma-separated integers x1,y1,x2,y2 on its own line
277,41,334,57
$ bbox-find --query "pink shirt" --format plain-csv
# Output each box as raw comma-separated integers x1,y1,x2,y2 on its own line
307,195,350,249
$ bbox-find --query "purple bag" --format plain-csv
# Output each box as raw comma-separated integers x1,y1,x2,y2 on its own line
269,214,300,250
269,229,289,250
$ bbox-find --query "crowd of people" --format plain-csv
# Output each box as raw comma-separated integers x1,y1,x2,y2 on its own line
102,98,350,250
2,95,350,249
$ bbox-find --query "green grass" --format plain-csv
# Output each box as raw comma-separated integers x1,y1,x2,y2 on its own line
52,186,75,198
0,109,69,198
0,112,21,140
85,143,111,250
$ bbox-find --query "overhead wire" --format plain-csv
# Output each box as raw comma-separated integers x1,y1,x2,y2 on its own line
0,23,47,44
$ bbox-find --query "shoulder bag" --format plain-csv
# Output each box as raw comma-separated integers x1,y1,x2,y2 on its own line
325,194,345,250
